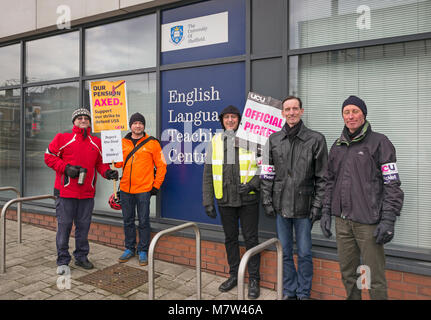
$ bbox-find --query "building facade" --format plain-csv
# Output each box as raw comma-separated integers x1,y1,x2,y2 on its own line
1,0,431,299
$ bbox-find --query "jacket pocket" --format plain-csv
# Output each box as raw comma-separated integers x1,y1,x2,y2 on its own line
295,187,314,215
63,175,70,188
272,182,284,212
370,180,383,223
241,192,258,204
91,170,96,189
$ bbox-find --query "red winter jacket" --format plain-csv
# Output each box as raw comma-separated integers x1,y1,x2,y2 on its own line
44,125,111,199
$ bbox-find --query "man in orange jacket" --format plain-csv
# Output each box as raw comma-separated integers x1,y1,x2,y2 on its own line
115,113,167,266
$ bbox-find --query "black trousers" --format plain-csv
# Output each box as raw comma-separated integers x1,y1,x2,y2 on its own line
219,204,260,280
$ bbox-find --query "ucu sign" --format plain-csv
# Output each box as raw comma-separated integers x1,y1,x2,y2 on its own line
381,163,398,173
250,93,266,104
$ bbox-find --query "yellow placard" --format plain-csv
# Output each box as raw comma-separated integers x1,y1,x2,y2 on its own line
89,80,129,133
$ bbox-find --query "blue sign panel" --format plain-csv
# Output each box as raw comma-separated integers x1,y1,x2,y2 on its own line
161,0,245,65
161,62,245,224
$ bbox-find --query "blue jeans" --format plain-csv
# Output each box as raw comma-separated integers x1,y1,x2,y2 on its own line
276,215,313,298
120,191,151,253
55,197,94,266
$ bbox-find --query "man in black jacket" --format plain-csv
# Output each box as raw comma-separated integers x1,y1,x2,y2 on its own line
261,96,328,300
202,105,261,299
320,95,404,300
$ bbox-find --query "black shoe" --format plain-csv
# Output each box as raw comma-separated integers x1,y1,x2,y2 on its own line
219,276,238,292
75,258,94,270
283,295,297,300
248,279,260,299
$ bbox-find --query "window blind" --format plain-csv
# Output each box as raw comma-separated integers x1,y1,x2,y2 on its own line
290,0,431,49
292,40,431,250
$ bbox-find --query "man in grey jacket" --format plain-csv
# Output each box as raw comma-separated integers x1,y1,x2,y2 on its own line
202,105,261,299
261,96,328,300
320,95,404,300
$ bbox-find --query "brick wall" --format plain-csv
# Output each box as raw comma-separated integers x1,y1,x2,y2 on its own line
5,209,431,300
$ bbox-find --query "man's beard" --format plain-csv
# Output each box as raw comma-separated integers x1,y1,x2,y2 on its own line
132,129,144,136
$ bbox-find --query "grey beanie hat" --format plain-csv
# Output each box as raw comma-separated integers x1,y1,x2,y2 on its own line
72,108,91,123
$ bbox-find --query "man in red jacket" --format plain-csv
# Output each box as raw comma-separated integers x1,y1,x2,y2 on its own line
45,108,118,274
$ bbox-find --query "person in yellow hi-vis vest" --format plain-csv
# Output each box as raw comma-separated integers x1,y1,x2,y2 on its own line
202,105,261,299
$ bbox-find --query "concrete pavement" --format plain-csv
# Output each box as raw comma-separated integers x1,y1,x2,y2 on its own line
0,220,277,300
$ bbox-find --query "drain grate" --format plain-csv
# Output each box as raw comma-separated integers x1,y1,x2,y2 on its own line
76,263,158,295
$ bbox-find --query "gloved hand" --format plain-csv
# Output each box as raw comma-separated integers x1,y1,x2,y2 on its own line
64,165,81,178
309,206,322,227
205,205,217,219
238,183,253,195
320,207,332,238
263,205,276,217
373,214,396,244
105,169,119,180
150,187,159,196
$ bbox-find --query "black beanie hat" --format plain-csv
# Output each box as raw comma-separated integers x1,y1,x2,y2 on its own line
129,112,146,128
342,95,367,118
219,105,241,129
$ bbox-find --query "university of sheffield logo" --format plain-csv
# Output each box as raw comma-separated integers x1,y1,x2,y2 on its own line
170,25,184,45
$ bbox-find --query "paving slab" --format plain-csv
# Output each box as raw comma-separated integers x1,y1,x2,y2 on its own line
1,220,278,301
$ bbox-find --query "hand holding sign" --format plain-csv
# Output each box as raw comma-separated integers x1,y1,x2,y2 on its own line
90,80,128,199
101,130,123,199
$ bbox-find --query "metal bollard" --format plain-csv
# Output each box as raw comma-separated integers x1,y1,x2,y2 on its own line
1,194,56,273
148,222,201,300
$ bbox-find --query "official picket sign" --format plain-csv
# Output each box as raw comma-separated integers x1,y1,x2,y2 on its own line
236,92,284,155
89,80,129,133
101,130,123,164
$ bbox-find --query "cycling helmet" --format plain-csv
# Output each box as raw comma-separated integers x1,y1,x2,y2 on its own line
108,192,121,210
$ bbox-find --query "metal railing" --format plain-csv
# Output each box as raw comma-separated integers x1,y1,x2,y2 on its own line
238,238,283,300
1,194,56,273
0,187,21,243
148,222,201,300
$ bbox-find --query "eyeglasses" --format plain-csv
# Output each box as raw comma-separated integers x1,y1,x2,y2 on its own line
76,116,90,121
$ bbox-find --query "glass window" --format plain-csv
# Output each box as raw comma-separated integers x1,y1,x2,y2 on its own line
251,0,285,55
85,15,156,75
84,73,157,215
0,44,20,87
0,89,20,192
251,58,284,101
290,40,431,250
290,0,431,49
26,32,79,82
24,83,79,200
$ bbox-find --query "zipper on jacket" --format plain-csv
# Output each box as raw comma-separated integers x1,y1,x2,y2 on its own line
129,156,134,193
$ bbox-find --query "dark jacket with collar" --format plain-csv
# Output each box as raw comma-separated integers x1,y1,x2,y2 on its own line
261,122,328,218
322,121,404,224
202,130,260,208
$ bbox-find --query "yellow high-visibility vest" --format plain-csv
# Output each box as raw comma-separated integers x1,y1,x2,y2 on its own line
211,133,258,199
